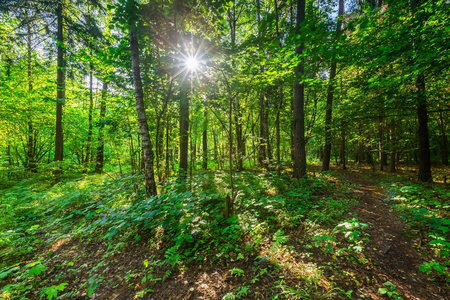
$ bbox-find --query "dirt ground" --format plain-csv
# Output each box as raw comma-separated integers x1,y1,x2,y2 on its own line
335,166,450,299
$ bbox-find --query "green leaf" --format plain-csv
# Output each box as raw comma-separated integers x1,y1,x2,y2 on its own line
55,283,68,291
29,264,46,276
0,266,20,279
45,288,58,300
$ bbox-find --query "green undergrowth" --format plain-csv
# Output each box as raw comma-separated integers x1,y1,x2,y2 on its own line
387,180,450,281
0,170,361,299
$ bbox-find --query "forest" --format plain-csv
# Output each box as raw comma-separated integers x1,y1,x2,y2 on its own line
0,0,449,298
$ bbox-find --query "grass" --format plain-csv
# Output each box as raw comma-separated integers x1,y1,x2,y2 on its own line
3,166,443,298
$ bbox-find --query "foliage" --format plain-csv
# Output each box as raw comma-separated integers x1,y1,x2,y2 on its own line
389,181,450,280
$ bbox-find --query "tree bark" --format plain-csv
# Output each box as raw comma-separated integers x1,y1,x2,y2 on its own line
389,119,396,173
340,121,346,170
438,105,448,165
179,82,189,176
275,0,282,175
378,118,387,171
293,0,306,178
322,0,344,172
412,0,432,182
129,28,157,196
26,11,37,172
54,0,65,180
202,108,208,169
95,82,107,173
257,0,267,168
165,112,171,178
276,86,283,175
84,62,94,172
358,122,364,164
416,74,432,182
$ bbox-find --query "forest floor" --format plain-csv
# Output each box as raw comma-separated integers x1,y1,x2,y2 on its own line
1,164,449,299
335,167,449,299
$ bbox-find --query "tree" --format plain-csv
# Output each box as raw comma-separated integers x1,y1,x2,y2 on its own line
411,0,432,182
53,0,65,180
292,0,306,178
322,0,344,172
128,0,157,196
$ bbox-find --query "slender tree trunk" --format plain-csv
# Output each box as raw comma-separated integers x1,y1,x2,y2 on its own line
130,135,136,173
189,114,194,178
95,82,107,173
293,0,306,178
165,113,170,177
54,0,65,180
129,28,157,196
416,75,432,182
179,82,189,175
378,117,388,170
226,92,234,218
412,0,432,182
322,0,344,172
275,0,283,175
358,122,364,164
438,106,448,165
236,101,243,171
340,121,346,170
202,108,208,169
389,119,396,173
276,86,283,175
213,126,218,168
156,117,162,179
26,12,37,172
84,62,94,172
227,5,243,171
256,0,268,167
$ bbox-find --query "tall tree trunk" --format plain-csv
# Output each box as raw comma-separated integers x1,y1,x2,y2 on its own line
236,101,243,171
389,119,396,173
202,108,208,169
412,0,432,182
165,113,170,177
95,82,107,173
129,28,157,196
275,0,283,175
226,91,235,218
54,0,65,180
84,62,94,172
293,0,306,178
26,11,37,172
357,122,364,164
226,6,243,171
378,118,386,171
438,105,448,165
416,75,432,182
340,121,346,170
276,86,283,175
257,0,267,167
179,82,189,175
322,0,344,172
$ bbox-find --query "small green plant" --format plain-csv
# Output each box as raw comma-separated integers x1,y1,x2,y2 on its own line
86,274,103,297
230,267,245,277
222,292,236,300
236,285,250,298
42,283,68,300
419,261,447,275
275,277,347,299
273,229,289,247
378,281,403,299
